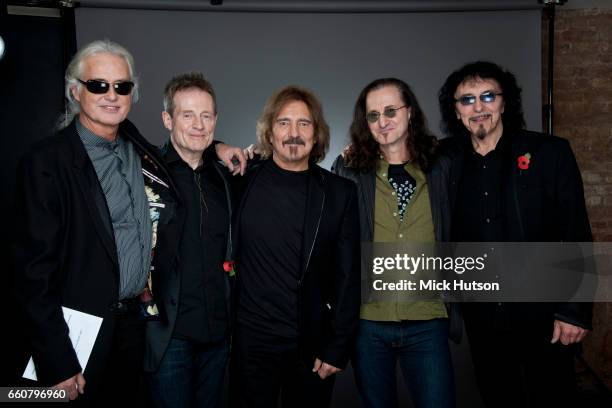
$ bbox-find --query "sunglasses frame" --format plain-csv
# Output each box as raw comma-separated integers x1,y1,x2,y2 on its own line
455,91,503,106
366,105,407,123
77,78,135,96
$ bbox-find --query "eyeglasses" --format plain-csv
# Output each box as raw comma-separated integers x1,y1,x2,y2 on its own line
455,91,502,106
77,79,135,96
366,105,407,123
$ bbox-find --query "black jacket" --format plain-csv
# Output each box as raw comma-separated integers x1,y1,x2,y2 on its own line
331,154,462,343
144,142,234,372
232,160,361,369
440,130,593,329
12,119,179,392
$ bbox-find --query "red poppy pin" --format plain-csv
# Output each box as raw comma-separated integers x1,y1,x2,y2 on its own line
517,153,531,170
223,261,236,277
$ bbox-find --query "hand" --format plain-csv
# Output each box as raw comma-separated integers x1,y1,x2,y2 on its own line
551,320,588,345
243,144,260,160
215,143,247,176
52,372,85,401
312,358,342,380
341,144,351,158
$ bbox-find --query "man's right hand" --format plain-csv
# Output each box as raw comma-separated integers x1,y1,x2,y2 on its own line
53,372,85,400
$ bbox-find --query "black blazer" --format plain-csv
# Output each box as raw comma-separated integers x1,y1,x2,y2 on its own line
440,130,593,329
12,119,178,394
232,160,361,369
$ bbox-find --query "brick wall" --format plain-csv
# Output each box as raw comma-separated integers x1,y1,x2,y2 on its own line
542,7,612,389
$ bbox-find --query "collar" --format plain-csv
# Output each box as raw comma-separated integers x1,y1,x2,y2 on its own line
464,131,512,158
76,120,123,149
267,158,311,176
161,140,212,170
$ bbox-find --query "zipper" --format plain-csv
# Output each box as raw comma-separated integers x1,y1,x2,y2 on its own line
194,171,208,237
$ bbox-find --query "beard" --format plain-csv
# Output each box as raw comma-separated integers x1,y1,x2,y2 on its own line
475,124,487,140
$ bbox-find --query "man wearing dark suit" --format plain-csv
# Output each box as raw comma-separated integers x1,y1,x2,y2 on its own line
438,61,592,408
12,40,181,406
229,86,361,408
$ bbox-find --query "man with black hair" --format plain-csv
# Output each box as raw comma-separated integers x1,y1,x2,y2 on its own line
438,61,592,408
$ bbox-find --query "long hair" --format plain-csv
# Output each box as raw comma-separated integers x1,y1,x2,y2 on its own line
256,85,330,164
60,39,139,129
438,61,525,138
345,78,438,173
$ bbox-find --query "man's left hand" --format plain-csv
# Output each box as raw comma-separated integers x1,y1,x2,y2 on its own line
215,143,248,175
551,319,588,345
312,358,342,380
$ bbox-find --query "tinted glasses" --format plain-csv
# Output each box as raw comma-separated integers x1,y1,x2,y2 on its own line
77,79,135,96
455,91,502,106
366,105,406,123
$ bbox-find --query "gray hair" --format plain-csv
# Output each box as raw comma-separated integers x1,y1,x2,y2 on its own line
59,39,139,129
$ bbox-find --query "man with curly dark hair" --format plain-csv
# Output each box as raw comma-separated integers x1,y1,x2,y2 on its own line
438,61,592,408
333,78,458,408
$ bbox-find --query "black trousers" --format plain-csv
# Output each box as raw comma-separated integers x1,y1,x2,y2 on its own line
229,324,335,408
79,306,146,408
464,308,577,408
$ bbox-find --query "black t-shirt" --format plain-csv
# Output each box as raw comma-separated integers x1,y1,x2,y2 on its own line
237,160,309,338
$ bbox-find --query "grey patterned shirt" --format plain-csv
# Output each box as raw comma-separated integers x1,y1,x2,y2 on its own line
77,121,152,300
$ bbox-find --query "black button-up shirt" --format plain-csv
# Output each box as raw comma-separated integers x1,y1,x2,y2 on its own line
453,135,512,329
452,136,510,243
164,143,230,344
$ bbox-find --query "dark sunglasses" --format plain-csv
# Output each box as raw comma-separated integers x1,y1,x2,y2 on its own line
77,79,135,96
455,91,502,106
366,105,407,123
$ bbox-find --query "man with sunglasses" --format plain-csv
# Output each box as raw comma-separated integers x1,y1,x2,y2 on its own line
12,40,244,406
438,61,592,407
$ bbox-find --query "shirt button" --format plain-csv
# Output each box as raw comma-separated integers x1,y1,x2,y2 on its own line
382,173,387,177
486,218,491,223
398,234,403,238
484,191,489,196
393,212,397,217
391,192,396,196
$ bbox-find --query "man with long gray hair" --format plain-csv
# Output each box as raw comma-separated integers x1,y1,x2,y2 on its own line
13,39,181,406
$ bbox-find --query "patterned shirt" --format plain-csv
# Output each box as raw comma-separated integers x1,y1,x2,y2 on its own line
77,121,151,299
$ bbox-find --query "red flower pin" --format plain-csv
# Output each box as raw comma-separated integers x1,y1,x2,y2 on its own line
517,153,531,170
223,261,235,276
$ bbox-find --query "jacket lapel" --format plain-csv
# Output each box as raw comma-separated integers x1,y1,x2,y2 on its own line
359,171,375,242
426,170,442,242
300,166,326,279
502,133,526,241
67,124,118,266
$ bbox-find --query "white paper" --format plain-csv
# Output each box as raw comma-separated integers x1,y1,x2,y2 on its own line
23,306,103,381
